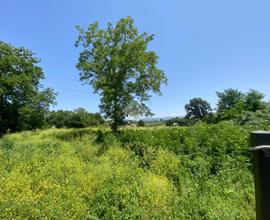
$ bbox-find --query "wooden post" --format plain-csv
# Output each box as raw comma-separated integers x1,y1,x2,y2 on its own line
250,131,270,220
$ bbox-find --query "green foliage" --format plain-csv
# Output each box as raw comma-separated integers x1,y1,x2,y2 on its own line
216,88,267,121
0,123,255,219
166,117,196,126
47,108,104,128
235,108,270,129
217,88,245,113
75,17,167,131
0,41,55,135
137,119,145,127
185,98,212,120
244,89,266,112
47,110,73,128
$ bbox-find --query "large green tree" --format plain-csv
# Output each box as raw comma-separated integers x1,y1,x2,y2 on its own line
216,88,245,112
0,41,55,134
185,98,212,120
216,88,245,120
244,89,266,112
75,17,167,131
216,88,267,121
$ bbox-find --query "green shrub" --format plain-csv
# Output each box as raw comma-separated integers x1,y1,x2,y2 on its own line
137,120,145,127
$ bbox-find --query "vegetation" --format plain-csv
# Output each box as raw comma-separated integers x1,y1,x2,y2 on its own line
0,122,255,219
0,41,55,135
0,16,267,219
166,117,196,126
215,89,266,121
75,17,167,132
47,108,104,128
166,88,269,128
137,119,145,127
185,98,212,121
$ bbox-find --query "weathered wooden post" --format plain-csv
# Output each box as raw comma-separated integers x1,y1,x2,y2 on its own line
250,131,270,220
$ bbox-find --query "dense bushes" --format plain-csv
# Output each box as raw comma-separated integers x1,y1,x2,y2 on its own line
0,123,255,219
137,120,145,127
47,108,104,128
166,117,196,126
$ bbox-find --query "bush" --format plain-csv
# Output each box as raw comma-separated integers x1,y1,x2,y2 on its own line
234,109,270,130
166,117,196,126
137,120,145,127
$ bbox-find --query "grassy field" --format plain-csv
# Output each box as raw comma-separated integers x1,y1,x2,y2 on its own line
0,122,255,219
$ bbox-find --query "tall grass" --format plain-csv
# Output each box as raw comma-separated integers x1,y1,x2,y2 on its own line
0,122,255,219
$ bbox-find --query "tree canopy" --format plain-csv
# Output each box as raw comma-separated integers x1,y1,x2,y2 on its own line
244,89,266,112
216,88,245,120
216,88,245,112
185,98,212,120
0,41,55,134
75,17,167,131
47,108,104,128
216,88,267,121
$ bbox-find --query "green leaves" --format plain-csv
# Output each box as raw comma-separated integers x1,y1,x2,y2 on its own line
0,124,255,219
216,88,268,123
0,41,56,134
185,98,212,120
75,17,167,131
47,108,104,128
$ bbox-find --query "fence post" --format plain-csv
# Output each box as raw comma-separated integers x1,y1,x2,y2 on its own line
250,131,270,220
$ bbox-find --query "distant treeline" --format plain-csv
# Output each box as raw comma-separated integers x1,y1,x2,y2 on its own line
47,108,104,128
166,88,270,129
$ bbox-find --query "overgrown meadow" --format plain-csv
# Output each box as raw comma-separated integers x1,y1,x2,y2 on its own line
0,122,255,219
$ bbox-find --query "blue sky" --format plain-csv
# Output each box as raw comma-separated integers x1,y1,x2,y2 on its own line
1,0,270,117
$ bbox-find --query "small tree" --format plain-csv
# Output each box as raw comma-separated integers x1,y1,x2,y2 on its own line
185,98,212,120
75,17,167,132
137,119,145,127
